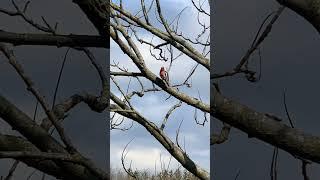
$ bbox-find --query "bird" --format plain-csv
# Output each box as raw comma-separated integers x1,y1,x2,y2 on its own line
159,66,169,85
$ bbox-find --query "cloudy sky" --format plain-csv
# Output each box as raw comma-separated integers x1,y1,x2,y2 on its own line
110,0,210,173
2,0,319,179
212,0,320,179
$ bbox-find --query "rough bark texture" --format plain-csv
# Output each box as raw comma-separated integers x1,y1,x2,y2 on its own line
111,94,210,180
0,134,71,179
277,0,320,33
212,91,320,163
73,0,109,37
0,95,102,180
0,30,108,48
211,0,320,166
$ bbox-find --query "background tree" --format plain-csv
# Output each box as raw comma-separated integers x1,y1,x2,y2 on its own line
212,0,320,179
0,0,108,179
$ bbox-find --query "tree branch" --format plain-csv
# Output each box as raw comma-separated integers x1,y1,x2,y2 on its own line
0,94,108,180
0,30,108,48
276,0,320,33
110,25,210,113
212,91,320,163
110,93,209,180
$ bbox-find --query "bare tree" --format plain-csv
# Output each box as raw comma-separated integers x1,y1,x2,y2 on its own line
110,0,210,179
212,0,320,178
0,0,109,179
0,0,211,179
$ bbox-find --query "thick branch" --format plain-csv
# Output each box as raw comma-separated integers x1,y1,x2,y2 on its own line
276,0,320,33
110,26,210,113
0,150,106,179
0,43,76,153
0,134,66,179
212,91,320,163
210,123,231,145
0,30,108,48
0,94,108,180
73,0,109,37
110,2,210,70
110,94,209,180
110,71,144,77
40,92,108,131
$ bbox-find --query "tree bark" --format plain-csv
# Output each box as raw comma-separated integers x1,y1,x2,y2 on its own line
276,0,320,33
0,94,105,180
212,90,320,163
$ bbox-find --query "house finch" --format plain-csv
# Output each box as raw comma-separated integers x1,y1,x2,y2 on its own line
159,67,169,85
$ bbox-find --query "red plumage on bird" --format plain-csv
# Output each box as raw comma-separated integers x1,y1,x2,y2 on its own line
159,67,169,85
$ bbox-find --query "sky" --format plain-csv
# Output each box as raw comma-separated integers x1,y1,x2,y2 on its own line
212,0,320,179
0,0,210,179
1,0,319,179
110,0,210,174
